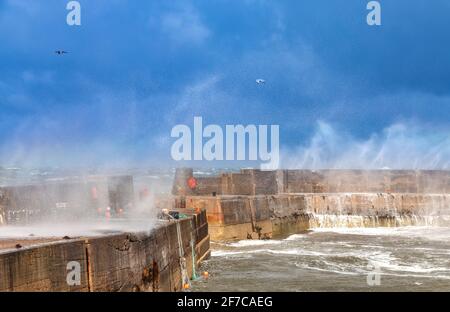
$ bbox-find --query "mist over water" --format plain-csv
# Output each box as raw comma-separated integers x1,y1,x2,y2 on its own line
2,117,450,171
282,122,450,170
0,168,175,241
0,220,159,239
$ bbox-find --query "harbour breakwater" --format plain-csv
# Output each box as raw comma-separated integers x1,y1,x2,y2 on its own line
0,175,210,292
171,169,450,240
0,213,210,291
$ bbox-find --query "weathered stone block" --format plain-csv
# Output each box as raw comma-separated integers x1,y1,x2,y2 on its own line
0,240,88,292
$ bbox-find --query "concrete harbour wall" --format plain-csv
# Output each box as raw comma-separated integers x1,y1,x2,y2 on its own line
177,194,450,240
172,169,450,241
173,169,450,196
0,211,210,292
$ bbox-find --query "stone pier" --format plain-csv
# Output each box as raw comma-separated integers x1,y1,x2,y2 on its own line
0,175,210,292
0,210,210,292
171,169,450,240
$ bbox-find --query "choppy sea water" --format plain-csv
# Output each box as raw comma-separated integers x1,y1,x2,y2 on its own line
192,227,450,291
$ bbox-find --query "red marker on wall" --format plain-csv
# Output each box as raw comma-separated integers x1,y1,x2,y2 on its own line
187,177,197,189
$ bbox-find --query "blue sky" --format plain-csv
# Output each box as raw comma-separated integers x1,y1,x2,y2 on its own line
0,0,449,168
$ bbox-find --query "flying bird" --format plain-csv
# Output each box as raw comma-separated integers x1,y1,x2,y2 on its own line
55,50,69,55
256,79,266,84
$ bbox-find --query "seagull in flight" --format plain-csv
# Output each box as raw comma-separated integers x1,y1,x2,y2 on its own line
55,50,69,55
256,79,266,84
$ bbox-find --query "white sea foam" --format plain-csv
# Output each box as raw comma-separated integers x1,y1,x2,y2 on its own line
312,226,450,243
225,239,283,247
294,262,450,280
368,254,450,274
211,250,246,257
378,272,450,280
311,227,406,236
205,226,450,291
294,263,361,276
284,234,306,241
212,248,328,257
